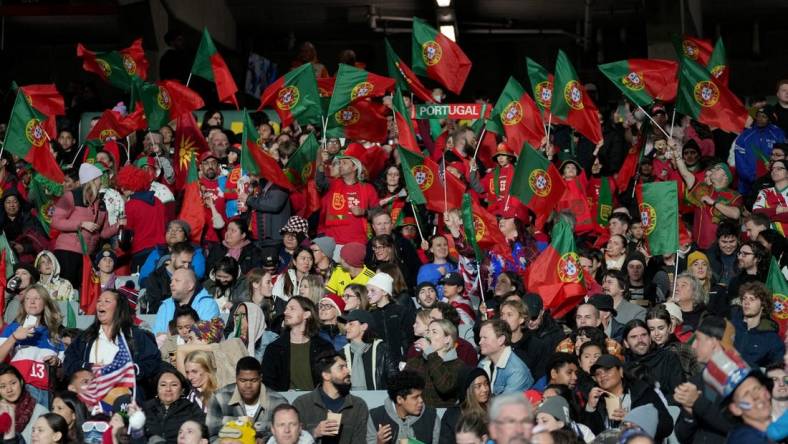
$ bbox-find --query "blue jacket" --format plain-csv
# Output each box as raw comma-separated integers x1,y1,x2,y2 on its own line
139,244,206,281
727,423,776,444
152,287,220,335
731,307,785,368
479,346,534,395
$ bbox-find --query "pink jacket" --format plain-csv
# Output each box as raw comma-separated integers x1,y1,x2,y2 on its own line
51,190,119,255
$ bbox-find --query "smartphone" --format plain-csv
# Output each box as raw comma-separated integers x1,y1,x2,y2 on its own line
23,315,37,328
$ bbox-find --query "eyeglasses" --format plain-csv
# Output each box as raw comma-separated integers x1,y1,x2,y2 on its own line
82,422,110,433
318,303,336,311
343,293,358,299
737,250,754,257
772,166,786,172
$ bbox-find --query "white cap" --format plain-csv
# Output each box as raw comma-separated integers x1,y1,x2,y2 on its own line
366,272,393,295
79,163,103,184
663,302,683,324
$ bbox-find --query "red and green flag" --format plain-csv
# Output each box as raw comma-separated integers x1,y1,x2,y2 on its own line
78,232,100,315
393,88,420,153
241,109,294,191
317,77,336,114
525,57,563,123
673,35,714,66
85,108,142,143
552,50,603,144
13,82,64,140
77,38,148,91
510,144,566,230
3,90,64,183
767,258,788,337
411,17,472,95
131,78,205,131
597,59,679,107
327,63,395,117
636,181,680,256
326,98,388,142
284,133,319,187
384,38,433,103
191,28,239,108
708,37,728,86
28,172,63,235
173,113,210,192
398,146,463,213
258,63,322,127
675,57,746,134
487,76,545,153
460,194,511,261
596,176,613,226
614,119,649,191
524,219,586,318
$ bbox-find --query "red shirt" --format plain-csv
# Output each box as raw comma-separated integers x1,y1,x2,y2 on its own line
125,192,166,254
319,179,378,244
199,177,227,244
691,185,742,249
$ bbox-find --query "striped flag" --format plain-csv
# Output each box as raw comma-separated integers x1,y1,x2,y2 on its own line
78,333,136,406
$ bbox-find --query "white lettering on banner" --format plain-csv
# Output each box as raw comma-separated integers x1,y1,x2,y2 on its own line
415,103,488,119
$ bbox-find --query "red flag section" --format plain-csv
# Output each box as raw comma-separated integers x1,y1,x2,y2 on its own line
173,113,210,192
17,83,64,140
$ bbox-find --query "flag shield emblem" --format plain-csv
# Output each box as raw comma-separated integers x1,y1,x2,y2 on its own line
157,87,172,110
535,81,553,109
622,72,645,91
97,59,112,78
276,86,301,110
335,106,360,126
301,163,313,182
472,214,486,241
501,101,523,125
563,80,584,110
351,82,374,100
682,40,700,60
639,202,657,235
411,165,434,191
557,252,581,283
122,54,137,75
774,293,788,320
693,81,720,107
25,119,46,147
99,129,119,142
528,169,552,197
421,41,442,66
710,65,725,80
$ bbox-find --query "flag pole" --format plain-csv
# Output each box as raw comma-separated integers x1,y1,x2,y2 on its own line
636,105,672,139
186,73,193,88
671,249,680,299
477,273,486,304
471,127,487,163
669,107,677,138
545,113,552,147
410,202,425,242
442,153,448,213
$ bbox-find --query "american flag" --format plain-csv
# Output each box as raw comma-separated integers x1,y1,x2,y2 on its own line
78,333,136,406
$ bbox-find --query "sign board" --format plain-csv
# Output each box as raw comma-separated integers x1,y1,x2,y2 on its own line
414,103,491,120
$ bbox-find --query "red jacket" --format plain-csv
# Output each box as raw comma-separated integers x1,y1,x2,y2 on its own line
124,191,166,254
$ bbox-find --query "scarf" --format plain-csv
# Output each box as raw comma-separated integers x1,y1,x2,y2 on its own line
349,342,371,390
14,389,36,434
223,239,251,261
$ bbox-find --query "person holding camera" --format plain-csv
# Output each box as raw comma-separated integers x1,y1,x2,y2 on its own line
3,264,39,325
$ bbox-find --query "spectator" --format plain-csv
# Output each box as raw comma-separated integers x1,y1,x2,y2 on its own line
325,242,375,296
424,303,478,367
705,221,740,287
299,274,325,305
51,391,87,443
207,356,288,441
310,237,336,281
139,219,206,282
417,234,457,299
439,272,475,344
3,264,40,325
177,420,210,444
205,219,261,275
452,413,489,444
140,368,205,442
731,281,785,368
587,295,625,341
29,412,69,444
365,210,422,287
342,284,369,312
318,294,346,351
672,272,708,331
519,293,567,382
340,309,397,390
142,241,197,314
204,256,248,312
487,392,535,443
766,363,788,422
196,152,228,245
0,191,45,262
367,370,440,443
542,353,580,392
685,251,727,316
269,404,314,444
603,270,646,324
244,177,292,253
478,319,534,395
223,301,278,360
115,165,167,272
152,268,220,336
181,350,218,413
621,319,685,400
645,305,700,381
726,240,770,308
414,282,438,310
34,251,73,301
262,296,334,391
0,363,48,443
405,319,465,408
293,351,369,443
273,246,315,300
317,153,378,246
439,368,491,444
278,216,310,272
367,272,414,365
753,159,788,235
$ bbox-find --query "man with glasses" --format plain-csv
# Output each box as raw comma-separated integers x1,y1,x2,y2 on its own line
766,363,788,421
197,152,228,245
726,241,769,309
488,392,534,443
753,158,788,235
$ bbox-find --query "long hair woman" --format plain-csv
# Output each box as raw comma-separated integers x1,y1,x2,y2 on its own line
439,367,491,444
645,305,702,380
141,368,205,442
298,274,325,305
0,363,48,443
183,351,218,413
0,285,64,406
272,246,314,301
341,284,369,312
52,390,87,444
30,412,70,444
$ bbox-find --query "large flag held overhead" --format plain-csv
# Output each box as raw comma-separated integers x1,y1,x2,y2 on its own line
191,28,239,108
673,35,714,67
551,50,603,144
77,39,148,91
524,219,587,318
13,83,64,140
487,76,545,153
327,64,395,117
384,38,434,103
78,332,136,406
460,194,512,260
85,109,143,144
241,109,294,191
510,145,566,230
173,113,210,192
411,17,472,95
398,147,463,213
637,181,680,256
326,98,388,142
597,59,679,107
3,90,65,183
131,79,204,131
392,88,420,153
258,63,322,127
525,57,563,123
708,37,729,86
675,57,746,134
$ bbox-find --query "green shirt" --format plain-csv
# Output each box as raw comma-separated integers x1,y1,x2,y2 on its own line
290,341,314,390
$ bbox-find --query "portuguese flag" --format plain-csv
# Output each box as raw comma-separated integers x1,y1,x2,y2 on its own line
78,232,100,315
675,57,746,134
327,64,394,117
317,77,335,114
13,83,64,141
384,38,433,103
411,17,472,95
552,50,603,144
708,37,728,86
191,28,239,108
525,57,563,122
241,109,294,191
673,35,714,66
636,181,679,256
131,78,204,131
77,39,148,91
767,258,788,337
173,113,209,192
487,76,545,154
28,173,63,235
524,219,586,318
326,98,388,142
285,133,319,187
510,144,566,230
398,146,463,213
3,91,64,183
393,88,420,153
596,176,613,226
460,194,511,260
597,59,679,107
85,109,142,143
258,63,322,127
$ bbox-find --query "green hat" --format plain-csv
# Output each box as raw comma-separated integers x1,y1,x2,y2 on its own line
710,162,733,184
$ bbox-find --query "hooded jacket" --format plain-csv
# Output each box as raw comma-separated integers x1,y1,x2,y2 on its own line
152,285,221,335
366,398,440,444
51,188,119,255
34,250,74,301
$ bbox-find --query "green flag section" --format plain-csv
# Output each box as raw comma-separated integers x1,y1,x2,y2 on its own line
767,258,788,337
191,28,239,108
258,63,322,127
66,301,77,329
552,50,603,144
525,57,561,122
76,39,148,91
510,145,565,230
327,64,395,117
398,147,463,213
131,78,205,131
637,181,679,256
393,88,420,153
241,109,294,191
596,176,613,227
28,173,63,235
0,233,16,279
460,194,511,261
524,219,586,318
487,76,545,154
3,91,65,183
411,17,472,95
384,38,434,103
708,37,728,86
284,133,320,187
597,59,679,107
675,58,746,134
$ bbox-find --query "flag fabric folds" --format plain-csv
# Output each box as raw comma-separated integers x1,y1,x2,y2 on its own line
675,57,746,134
510,145,566,230
77,39,148,91
191,28,239,108
411,17,472,95
487,76,546,153
597,59,679,107
551,50,603,143
241,110,294,191
636,181,680,256
258,63,322,127
385,38,434,103
173,113,210,192
78,333,136,406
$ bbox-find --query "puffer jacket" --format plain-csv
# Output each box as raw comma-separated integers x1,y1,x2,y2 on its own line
34,250,74,301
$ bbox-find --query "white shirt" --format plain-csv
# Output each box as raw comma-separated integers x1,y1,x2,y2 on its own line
244,402,260,418
89,328,119,366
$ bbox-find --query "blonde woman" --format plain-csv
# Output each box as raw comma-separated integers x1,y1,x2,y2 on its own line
686,251,727,316
298,274,325,305
0,284,64,405
404,319,464,408
183,350,219,412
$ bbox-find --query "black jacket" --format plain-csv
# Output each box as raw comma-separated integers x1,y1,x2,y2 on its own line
370,301,415,364
517,315,566,381
625,346,685,402
141,264,172,313
142,397,205,442
364,233,422,288
342,340,398,390
261,333,334,391
205,242,262,275
675,373,730,444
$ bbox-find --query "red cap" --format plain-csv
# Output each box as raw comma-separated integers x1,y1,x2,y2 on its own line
321,293,346,313
492,142,516,160
199,151,219,163
493,199,528,222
